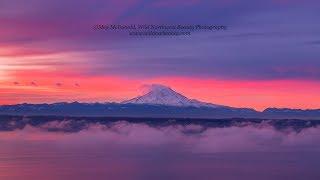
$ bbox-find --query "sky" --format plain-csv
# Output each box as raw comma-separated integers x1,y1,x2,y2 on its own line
0,0,319,110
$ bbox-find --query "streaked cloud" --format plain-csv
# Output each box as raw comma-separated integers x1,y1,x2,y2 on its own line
0,0,319,109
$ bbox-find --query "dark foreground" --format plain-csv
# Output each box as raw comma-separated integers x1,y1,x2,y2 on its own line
0,116,320,180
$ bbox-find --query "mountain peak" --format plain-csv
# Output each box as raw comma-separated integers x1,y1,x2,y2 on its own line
122,84,223,108
144,84,179,96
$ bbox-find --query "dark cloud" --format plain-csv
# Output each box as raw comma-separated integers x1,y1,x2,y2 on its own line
307,40,320,45
55,83,62,87
30,82,37,86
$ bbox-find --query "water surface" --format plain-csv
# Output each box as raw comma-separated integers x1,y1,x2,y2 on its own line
0,117,319,180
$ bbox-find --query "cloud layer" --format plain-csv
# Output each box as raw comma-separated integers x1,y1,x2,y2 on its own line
0,121,320,180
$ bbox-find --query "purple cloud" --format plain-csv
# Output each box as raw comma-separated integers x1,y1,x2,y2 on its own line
1,0,319,80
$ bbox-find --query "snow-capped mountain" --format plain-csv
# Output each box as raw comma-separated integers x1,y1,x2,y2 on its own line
1,84,318,119
122,84,224,108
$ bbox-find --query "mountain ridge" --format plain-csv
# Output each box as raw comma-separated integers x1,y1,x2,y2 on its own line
0,101,319,119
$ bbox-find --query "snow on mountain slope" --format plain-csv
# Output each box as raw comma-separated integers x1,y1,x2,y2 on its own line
122,84,224,108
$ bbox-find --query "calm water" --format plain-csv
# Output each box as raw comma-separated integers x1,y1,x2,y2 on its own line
0,118,320,180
